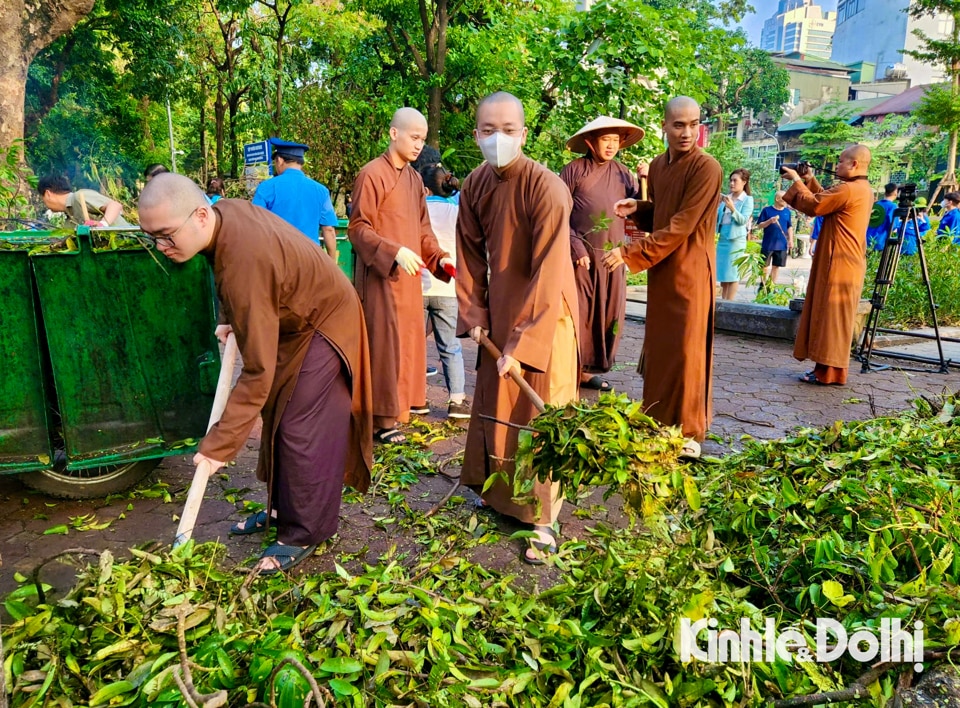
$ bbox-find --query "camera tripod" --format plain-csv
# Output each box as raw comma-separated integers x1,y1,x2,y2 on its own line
855,204,954,373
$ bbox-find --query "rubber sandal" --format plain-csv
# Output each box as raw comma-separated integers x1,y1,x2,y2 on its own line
522,525,558,566
230,510,270,535
580,375,612,391
374,428,406,444
798,371,826,385
679,439,701,459
410,404,430,415
256,543,317,575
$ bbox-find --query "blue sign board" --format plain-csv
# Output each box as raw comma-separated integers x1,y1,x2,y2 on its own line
243,140,270,165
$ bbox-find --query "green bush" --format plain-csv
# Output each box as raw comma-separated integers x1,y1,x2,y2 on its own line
863,239,960,327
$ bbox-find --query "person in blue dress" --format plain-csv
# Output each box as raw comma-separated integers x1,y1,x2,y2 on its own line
936,191,960,244
866,183,898,251
715,168,754,300
891,197,929,255
253,138,339,261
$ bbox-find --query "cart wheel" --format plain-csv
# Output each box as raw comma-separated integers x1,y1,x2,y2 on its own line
20,458,161,499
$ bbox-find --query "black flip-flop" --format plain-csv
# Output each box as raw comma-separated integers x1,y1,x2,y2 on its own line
230,510,271,535
522,526,558,566
256,543,317,575
374,428,406,444
580,376,612,391
798,371,826,385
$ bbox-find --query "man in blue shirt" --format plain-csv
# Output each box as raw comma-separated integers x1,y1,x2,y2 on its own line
756,190,794,287
866,183,898,251
253,138,339,261
936,191,960,244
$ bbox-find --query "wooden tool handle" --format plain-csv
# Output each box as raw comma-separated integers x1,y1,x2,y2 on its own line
640,176,648,202
174,332,239,547
477,332,546,413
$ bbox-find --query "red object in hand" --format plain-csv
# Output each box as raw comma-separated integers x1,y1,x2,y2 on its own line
443,262,457,278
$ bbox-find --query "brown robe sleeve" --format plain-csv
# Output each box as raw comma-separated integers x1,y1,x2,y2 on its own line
784,177,853,217
348,160,402,279
560,161,590,262
455,180,490,336
622,158,722,272
503,175,573,371
200,251,281,463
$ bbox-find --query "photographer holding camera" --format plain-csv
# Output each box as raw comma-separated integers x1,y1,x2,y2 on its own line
780,145,874,386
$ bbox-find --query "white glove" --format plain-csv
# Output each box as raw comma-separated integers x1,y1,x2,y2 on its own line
468,326,489,343
395,246,425,276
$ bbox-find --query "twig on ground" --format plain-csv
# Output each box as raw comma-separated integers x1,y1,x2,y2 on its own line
772,662,895,707
172,602,228,707
28,547,101,603
425,479,461,518
716,412,776,428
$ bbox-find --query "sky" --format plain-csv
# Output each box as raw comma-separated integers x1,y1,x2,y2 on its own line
739,0,839,46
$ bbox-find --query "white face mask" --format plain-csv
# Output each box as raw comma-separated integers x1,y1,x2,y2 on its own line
477,131,522,168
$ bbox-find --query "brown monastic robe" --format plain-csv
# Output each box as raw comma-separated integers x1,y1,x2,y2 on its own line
560,156,637,373
199,199,373,493
348,154,450,424
784,176,873,373
457,155,580,524
622,147,722,442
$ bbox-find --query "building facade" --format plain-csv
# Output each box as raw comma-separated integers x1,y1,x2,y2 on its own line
831,0,952,86
761,0,837,60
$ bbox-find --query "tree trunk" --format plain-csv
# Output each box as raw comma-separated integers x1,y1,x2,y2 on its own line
214,84,226,176
0,0,96,150
427,84,442,149
199,73,207,184
228,95,239,178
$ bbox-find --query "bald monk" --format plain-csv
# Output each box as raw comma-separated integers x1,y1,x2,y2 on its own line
348,108,454,443
138,174,373,575
560,117,643,391
602,97,722,459
780,145,874,385
457,92,579,564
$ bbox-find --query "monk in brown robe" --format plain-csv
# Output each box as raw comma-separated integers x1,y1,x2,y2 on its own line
603,97,722,459
139,174,373,575
457,92,579,564
781,145,873,385
349,108,453,444
560,117,644,390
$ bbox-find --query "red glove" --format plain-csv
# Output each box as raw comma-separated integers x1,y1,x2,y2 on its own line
443,262,457,278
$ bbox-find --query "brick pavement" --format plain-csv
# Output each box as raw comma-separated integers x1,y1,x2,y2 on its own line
0,319,957,596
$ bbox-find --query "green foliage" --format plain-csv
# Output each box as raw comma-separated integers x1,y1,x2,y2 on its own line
0,141,39,224
5,397,960,705
799,103,863,171
706,133,778,198
862,238,960,327
702,46,791,130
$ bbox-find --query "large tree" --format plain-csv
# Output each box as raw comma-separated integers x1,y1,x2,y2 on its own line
0,0,95,150
907,0,960,199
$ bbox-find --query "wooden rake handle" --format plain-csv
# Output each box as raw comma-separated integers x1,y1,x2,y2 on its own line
640,175,648,202
174,332,239,547
477,332,546,414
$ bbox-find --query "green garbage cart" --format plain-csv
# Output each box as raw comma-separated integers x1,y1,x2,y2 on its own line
335,218,355,282
0,227,221,498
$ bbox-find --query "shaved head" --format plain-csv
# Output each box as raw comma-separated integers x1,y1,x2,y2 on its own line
390,107,427,132
665,96,700,121
476,92,525,125
139,173,207,218
843,143,872,167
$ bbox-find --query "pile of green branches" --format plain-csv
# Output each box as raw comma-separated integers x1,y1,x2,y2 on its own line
4,395,960,707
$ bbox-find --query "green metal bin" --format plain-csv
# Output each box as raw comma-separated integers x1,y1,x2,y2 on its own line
335,218,355,282
0,227,221,497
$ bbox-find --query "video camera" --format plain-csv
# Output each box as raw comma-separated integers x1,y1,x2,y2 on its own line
780,161,812,178
899,183,918,209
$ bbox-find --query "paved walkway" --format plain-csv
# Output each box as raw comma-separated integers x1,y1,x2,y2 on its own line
1,317,957,596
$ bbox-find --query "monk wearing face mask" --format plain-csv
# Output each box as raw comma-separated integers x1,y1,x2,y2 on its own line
456,91,580,565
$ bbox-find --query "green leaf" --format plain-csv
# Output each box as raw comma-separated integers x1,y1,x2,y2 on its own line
319,656,363,674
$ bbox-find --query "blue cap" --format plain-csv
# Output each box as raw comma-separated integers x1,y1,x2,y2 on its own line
268,137,309,159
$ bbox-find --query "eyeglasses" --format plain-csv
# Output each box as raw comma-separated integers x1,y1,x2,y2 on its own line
144,207,198,248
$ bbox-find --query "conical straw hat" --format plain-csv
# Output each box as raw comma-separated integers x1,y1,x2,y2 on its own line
566,116,645,154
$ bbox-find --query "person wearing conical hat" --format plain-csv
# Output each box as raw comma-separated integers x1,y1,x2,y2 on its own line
559,117,643,391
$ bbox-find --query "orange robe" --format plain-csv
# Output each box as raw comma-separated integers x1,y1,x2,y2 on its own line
784,176,873,376
199,199,373,494
348,154,449,424
456,155,580,524
560,156,637,373
622,147,722,442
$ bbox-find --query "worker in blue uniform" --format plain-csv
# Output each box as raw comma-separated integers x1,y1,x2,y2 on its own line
253,137,339,261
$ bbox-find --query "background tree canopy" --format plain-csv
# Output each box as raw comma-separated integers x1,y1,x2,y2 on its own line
11,0,756,203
